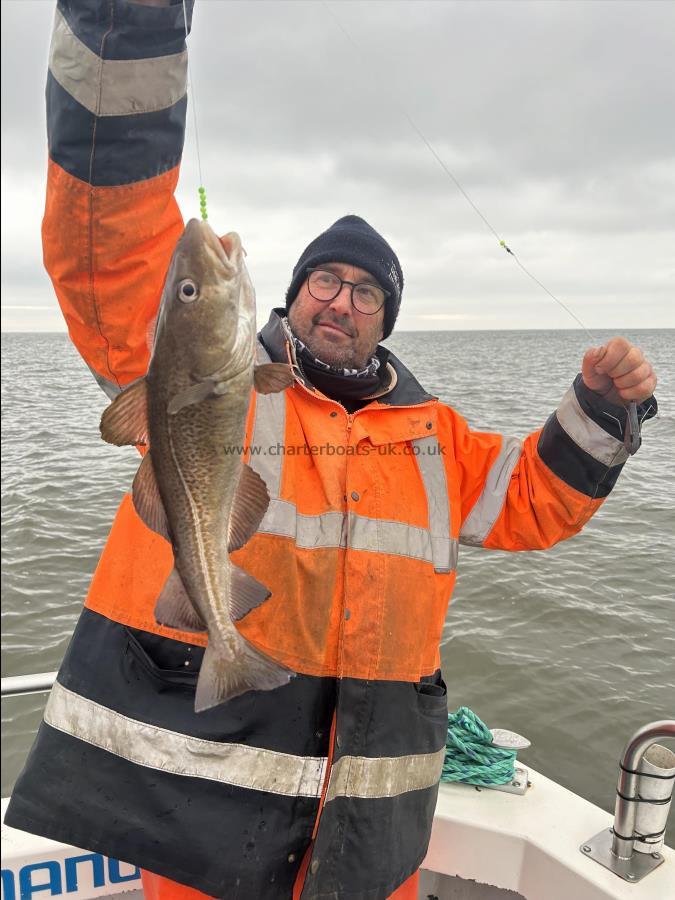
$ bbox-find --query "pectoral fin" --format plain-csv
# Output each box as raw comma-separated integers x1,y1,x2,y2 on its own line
254,363,294,394
227,464,270,552
229,565,271,620
100,378,148,446
167,380,218,415
155,568,206,633
132,451,170,541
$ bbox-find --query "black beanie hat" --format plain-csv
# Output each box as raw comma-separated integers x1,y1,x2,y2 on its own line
285,215,404,339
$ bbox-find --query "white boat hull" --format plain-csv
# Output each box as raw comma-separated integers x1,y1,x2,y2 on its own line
3,765,674,899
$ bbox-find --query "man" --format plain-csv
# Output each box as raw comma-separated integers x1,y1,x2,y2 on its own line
6,2,657,899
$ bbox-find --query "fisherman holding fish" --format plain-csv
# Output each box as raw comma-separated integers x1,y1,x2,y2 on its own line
6,2,658,899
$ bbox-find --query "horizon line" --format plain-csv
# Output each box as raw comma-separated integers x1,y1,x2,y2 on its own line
3,326,674,336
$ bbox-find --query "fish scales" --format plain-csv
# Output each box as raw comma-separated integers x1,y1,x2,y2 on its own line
100,219,295,711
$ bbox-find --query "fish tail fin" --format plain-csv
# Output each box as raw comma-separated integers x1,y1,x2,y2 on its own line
194,635,294,712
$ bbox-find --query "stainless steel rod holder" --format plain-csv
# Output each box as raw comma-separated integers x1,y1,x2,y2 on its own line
612,719,675,859
581,719,675,883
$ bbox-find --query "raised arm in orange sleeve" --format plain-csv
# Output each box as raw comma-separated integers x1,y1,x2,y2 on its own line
43,0,193,396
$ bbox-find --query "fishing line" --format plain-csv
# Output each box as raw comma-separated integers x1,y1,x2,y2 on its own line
323,2,596,339
182,0,208,220
323,1,644,452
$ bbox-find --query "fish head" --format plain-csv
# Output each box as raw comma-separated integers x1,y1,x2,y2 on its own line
155,219,255,377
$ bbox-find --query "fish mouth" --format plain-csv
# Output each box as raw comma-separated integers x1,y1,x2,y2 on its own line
184,218,240,273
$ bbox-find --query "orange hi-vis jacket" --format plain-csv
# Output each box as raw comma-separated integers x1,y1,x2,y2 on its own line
6,2,655,899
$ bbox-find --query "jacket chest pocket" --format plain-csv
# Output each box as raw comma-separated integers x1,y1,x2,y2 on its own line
124,627,202,687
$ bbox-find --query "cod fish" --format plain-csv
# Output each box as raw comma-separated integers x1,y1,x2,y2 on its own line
100,219,294,711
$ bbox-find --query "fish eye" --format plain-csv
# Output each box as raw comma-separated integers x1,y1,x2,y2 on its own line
178,279,199,303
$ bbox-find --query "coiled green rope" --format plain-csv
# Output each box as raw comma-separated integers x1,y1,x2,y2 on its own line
441,707,517,786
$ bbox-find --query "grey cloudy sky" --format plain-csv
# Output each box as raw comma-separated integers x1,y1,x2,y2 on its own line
1,0,674,333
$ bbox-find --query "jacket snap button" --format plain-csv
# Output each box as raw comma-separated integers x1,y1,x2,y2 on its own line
330,411,338,417
351,491,360,501
344,609,351,621
310,860,320,875
426,422,433,429
287,853,296,863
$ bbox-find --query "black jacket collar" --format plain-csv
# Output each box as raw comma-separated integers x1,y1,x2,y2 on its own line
258,309,434,408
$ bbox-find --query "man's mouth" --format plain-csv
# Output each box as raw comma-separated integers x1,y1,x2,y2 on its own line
314,317,354,338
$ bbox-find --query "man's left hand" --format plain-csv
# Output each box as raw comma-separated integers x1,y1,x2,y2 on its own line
582,337,657,406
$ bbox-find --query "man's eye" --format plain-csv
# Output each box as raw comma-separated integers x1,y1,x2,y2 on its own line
317,273,337,285
356,285,376,300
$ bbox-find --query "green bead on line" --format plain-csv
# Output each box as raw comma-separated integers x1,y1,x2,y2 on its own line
198,186,208,221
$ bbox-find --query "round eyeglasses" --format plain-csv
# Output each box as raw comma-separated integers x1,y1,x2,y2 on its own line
306,268,389,315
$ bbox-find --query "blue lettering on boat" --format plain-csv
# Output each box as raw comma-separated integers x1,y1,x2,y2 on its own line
1,854,140,900
20,861,61,900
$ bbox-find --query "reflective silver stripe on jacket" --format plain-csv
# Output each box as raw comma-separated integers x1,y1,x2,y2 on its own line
258,504,457,568
556,386,629,467
45,683,442,803
413,436,455,573
49,9,187,117
325,748,445,802
260,501,345,549
349,513,458,570
249,344,286,498
45,682,326,798
459,435,523,547
249,346,456,571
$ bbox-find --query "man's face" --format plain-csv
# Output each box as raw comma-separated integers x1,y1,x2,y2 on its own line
287,262,385,370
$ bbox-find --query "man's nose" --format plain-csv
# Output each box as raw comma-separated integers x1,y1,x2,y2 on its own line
327,283,353,316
